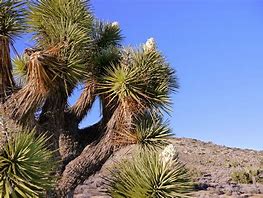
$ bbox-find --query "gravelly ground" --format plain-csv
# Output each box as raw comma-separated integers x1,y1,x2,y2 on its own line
74,138,263,198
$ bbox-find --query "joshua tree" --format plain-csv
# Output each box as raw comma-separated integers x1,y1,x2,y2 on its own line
0,0,178,196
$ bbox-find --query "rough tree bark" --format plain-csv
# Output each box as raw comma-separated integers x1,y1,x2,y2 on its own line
0,36,15,101
3,89,115,198
57,125,114,196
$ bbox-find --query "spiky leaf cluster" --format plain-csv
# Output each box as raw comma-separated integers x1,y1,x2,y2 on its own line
134,114,173,151
96,41,178,143
9,0,96,120
0,0,26,40
12,54,28,85
92,21,122,49
27,0,94,87
0,131,56,197
106,150,193,198
99,46,178,114
28,0,92,47
91,21,122,76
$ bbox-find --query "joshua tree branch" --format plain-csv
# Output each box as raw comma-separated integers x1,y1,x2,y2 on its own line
56,108,121,196
69,80,97,123
0,36,15,102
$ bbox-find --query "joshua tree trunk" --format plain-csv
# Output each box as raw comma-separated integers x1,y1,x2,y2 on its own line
57,127,114,196
3,91,116,198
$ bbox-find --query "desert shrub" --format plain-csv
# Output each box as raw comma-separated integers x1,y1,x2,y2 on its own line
227,161,241,168
187,168,204,182
106,145,193,198
133,114,173,151
0,131,56,197
231,170,252,184
231,168,263,184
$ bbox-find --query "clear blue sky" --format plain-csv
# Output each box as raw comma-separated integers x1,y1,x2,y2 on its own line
14,0,263,150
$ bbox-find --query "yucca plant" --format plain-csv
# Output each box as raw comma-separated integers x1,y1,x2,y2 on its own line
0,131,56,198
106,146,193,198
1,0,179,196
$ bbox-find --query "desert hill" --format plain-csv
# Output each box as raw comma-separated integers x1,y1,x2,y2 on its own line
74,138,263,198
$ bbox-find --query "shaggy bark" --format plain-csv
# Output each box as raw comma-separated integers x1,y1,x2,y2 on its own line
0,36,15,101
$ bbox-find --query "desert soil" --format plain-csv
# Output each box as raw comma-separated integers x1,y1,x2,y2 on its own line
74,137,263,198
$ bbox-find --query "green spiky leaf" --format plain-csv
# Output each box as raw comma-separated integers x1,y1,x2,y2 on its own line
12,54,28,86
99,47,178,113
0,0,26,39
0,130,56,197
134,113,173,151
106,150,193,198
92,21,122,49
27,0,93,87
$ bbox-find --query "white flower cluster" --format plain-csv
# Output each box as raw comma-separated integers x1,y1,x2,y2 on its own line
111,21,119,27
143,37,156,52
160,144,176,166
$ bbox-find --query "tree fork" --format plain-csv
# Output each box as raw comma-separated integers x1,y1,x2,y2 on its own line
59,119,108,169
69,80,97,123
57,127,114,197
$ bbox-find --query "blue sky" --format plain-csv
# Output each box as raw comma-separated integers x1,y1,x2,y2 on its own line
14,0,263,150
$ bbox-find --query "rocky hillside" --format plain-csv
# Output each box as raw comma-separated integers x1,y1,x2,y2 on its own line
74,138,263,198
